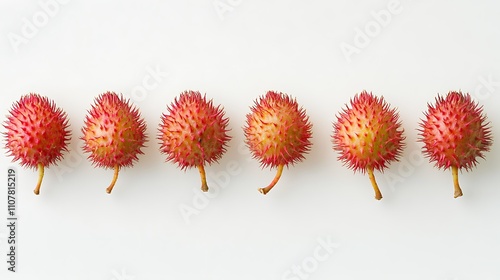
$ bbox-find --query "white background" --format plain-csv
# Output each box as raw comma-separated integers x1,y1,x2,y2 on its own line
1,0,500,279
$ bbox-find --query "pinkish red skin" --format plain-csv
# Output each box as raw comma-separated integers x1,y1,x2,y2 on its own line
419,91,492,171
244,91,313,168
332,91,405,173
4,93,70,168
81,92,147,169
158,90,231,169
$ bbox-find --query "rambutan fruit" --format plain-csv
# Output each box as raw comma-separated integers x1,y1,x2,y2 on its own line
332,91,405,200
244,91,313,195
158,90,231,192
419,91,492,198
3,93,71,195
81,92,147,194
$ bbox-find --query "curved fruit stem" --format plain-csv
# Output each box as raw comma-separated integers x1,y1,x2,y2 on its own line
259,164,284,195
106,165,120,194
198,165,209,192
452,166,463,198
367,167,382,200
34,163,44,195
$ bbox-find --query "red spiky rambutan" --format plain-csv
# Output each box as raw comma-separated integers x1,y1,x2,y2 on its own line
158,90,231,192
332,91,405,200
81,92,147,194
3,93,71,195
244,91,313,195
419,91,492,198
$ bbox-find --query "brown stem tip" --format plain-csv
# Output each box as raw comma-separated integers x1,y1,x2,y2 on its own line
259,164,284,195
367,167,382,200
198,165,209,192
34,163,44,195
452,166,463,198
106,165,120,194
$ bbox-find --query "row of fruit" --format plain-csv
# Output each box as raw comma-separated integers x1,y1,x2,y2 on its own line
3,90,492,199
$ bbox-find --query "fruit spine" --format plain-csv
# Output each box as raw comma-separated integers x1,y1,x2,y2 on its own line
158,90,231,192
244,91,312,195
419,91,492,198
332,91,405,200
81,92,147,193
3,93,71,195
